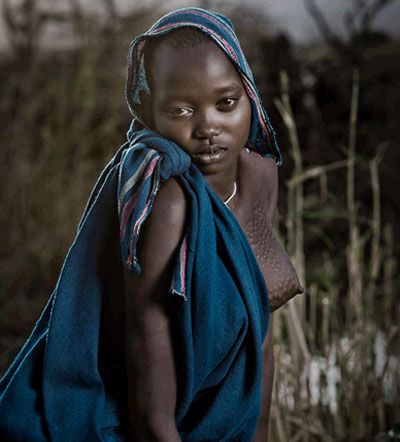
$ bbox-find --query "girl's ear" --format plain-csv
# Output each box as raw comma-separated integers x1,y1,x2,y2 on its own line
138,90,154,128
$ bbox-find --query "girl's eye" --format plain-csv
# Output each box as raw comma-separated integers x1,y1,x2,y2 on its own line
167,107,192,117
218,97,239,110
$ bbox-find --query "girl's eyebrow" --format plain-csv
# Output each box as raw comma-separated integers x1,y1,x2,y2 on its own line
211,82,243,95
163,82,243,103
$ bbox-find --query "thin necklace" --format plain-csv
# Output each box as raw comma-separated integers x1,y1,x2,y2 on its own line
224,181,237,206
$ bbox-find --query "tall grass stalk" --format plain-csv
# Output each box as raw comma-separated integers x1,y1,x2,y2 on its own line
346,67,363,324
365,153,383,316
275,70,306,308
274,72,308,387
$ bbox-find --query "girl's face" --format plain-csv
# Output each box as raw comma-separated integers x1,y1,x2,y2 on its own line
146,40,252,182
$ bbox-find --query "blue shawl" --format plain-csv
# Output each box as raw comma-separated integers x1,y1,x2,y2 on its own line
0,7,278,441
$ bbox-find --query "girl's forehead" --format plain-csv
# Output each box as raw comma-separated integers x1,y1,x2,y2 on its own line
148,41,243,95
151,40,224,68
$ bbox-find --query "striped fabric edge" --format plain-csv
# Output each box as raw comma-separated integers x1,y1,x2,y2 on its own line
121,158,161,272
119,155,160,242
120,157,159,245
240,75,280,163
118,148,158,215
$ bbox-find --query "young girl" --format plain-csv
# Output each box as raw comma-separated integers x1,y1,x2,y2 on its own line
0,8,302,441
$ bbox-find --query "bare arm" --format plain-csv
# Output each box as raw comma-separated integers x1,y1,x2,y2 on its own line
253,314,274,442
124,177,186,441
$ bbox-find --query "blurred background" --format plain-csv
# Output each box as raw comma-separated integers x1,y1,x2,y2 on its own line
0,0,399,440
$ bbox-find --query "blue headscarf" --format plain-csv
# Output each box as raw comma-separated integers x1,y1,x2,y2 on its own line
125,7,282,165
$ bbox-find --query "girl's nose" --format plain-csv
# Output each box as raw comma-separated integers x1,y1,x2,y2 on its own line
192,109,221,140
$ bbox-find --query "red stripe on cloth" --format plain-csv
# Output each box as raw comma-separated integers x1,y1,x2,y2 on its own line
242,77,274,146
126,163,160,268
120,156,159,241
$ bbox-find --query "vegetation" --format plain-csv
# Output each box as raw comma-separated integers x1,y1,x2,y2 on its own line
272,68,399,441
0,1,398,441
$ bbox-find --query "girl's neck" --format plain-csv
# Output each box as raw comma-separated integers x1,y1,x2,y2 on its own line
204,170,237,203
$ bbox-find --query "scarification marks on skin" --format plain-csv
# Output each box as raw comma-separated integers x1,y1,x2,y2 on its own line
243,201,302,309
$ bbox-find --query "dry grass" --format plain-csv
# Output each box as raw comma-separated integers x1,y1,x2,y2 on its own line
0,46,129,371
270,70,400,441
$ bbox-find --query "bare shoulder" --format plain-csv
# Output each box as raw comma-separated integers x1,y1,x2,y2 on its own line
139,176,187,254
149,176,187,229
124,177,187,298
239,149,278,189
238,150,278,220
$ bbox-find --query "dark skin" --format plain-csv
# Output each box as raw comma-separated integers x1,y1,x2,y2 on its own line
123,41,284,441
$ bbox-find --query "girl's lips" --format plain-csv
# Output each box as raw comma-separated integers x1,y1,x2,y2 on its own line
193,145,227,165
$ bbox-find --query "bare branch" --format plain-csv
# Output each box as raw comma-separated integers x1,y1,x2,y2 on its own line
303,0,346,53
361,0,395,31
286,160,350,187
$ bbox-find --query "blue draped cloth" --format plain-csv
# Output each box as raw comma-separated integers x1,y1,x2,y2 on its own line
0,128,270,441
0,7,278,441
